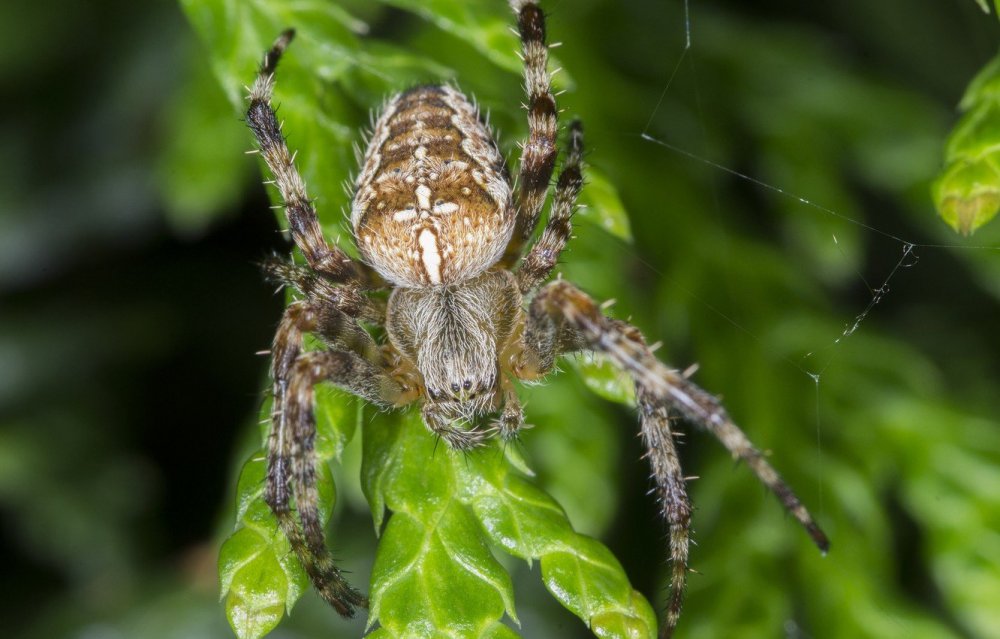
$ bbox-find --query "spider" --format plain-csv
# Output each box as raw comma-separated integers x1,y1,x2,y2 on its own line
244,1,829,636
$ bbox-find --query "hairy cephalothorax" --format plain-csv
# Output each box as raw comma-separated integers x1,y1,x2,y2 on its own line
245,1,829,636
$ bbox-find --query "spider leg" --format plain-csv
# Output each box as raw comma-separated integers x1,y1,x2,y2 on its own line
515,120,584,294
284,350,401,609
501,0,559,266
247,31,366,283
261,255,385,324
268,303,403,617
636,387,691,639
521,279,829,637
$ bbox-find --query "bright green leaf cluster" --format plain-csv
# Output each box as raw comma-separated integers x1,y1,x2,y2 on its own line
362,410,656,638
219,396,651,639
933,52,1000,235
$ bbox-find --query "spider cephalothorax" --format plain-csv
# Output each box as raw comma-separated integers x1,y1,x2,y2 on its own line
245,1,828,636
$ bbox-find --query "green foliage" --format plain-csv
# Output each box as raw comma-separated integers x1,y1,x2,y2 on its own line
566,354,635,406
219,395,650,638
363,410,654,637
933,52,1000,235
156,45,254,236
179,0,1000,636
11,1,1000,639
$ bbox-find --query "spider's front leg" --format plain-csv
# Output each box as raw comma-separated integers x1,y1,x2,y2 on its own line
520,279,829,638
268,302,404,616
502,0,560,265
261,255,385,324
247,30,369,284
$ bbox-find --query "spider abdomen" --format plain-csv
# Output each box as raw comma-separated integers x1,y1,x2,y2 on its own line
352,86,514,287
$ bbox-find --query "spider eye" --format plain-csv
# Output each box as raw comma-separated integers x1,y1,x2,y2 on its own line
450,382,461,394
462,380,472,391
428,388,441,400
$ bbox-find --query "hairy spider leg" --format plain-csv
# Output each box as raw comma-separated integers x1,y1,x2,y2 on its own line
516,120,584,294
636,386,691,639
282,350,401,613
260,256,385,325
521,279,830,638
502,0,560,265
247,30,365,283
268,302,402,616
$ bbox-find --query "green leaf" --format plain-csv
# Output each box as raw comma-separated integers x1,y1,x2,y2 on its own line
540,537,656,637
566,353,636,406
363,412,517,636
933,52,1000,235
376,0,520,74
363,410,655,638
580,168,633,242
368,508,515,636
155,40,252,236
218,455,308,639
314,386,360,462
220,528,291,639
470,473,574,560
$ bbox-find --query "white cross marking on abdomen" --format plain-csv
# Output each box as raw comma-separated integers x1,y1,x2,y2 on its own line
418,228,442,284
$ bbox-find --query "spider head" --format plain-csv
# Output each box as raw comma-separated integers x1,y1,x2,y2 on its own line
386,270,521,416
422,353,497,412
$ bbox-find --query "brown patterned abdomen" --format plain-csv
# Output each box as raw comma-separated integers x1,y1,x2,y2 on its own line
351,86,514,287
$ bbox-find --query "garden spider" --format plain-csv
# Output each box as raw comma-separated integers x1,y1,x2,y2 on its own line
246,1,829,636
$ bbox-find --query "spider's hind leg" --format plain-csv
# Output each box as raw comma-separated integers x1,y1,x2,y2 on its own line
520,279,829,638
635,387,691,639
267,302,404,616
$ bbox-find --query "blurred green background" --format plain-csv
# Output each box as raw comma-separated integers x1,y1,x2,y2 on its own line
2,0,1000,637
